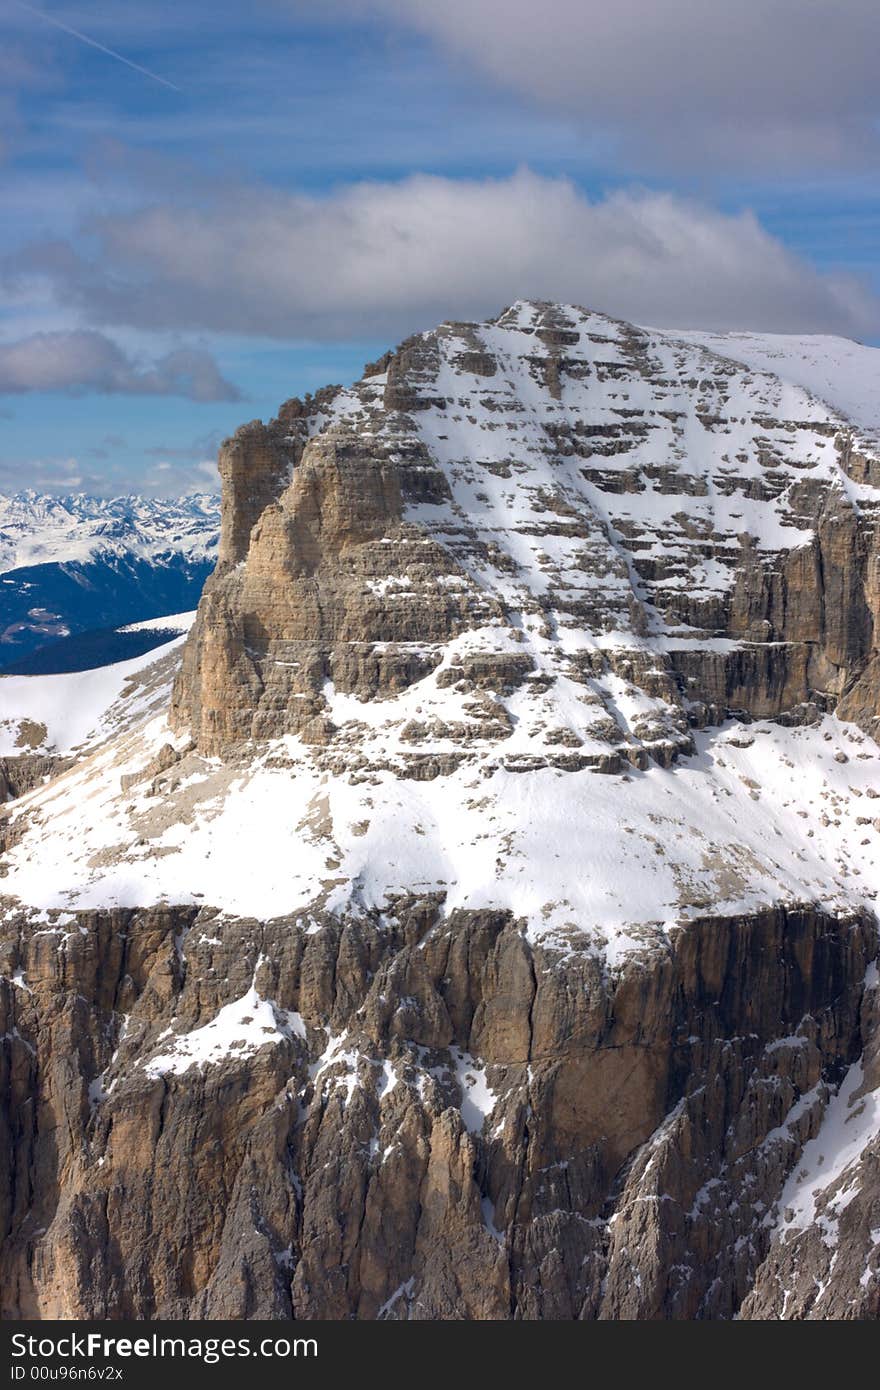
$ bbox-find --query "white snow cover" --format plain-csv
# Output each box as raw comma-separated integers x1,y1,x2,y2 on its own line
0,615,194,755
451,1048,499,1133
0,492,219,571
143,984,305,1078
665,330,880,434
118,613,197,635
771,964,880,1250
378,305,880,681
4,709,880,964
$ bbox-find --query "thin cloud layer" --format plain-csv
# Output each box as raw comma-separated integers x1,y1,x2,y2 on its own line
15,171,877,342
0,454,91,492
0,329,241,400
2,452,220,498
316,0,880,169
146,457,220,496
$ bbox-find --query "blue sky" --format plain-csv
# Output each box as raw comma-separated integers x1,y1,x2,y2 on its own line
1,0,878,495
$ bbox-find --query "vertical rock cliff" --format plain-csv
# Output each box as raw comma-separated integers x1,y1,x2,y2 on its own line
1,303,879,1318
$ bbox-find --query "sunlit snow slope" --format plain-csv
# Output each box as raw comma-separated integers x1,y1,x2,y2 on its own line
2,302,880,961
0,614,194,757
666,329,880,435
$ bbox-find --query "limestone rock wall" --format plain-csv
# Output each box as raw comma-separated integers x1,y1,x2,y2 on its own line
172,303,880,762
0,754,70,804
6,303,880,1322
1,902,876,1319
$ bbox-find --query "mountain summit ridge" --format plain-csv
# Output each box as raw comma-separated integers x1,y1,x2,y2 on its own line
176,298,880,755
1,302,879,1320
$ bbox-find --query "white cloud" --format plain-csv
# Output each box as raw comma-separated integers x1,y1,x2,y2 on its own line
1,455,89,492
0,329,241,400
24,170,878,341
1,452,220,498
147,458,220,496
311,0,880,170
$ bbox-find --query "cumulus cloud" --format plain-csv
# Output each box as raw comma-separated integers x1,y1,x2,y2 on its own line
0,329,241,400
14,170,878,342
310,0,880,169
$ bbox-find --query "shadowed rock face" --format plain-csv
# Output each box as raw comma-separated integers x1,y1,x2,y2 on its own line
3,303,880,1321
0,754,69,803
1,902,877,1320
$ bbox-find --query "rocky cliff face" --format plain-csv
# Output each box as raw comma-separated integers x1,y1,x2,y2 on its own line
1,303,880,1319
172,302,880,762
2,899,878,1319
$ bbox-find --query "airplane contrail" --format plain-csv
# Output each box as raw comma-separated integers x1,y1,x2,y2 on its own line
11,0,182,92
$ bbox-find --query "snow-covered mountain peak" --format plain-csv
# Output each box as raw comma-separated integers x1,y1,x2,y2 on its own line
1,303,879,959
4,304,880,1322
665,327,880,435
0,491,220,571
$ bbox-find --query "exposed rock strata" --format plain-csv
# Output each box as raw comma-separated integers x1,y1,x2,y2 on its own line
171,303,880,769
0,754,70,804
1,901,877,1319
3,303,880,1321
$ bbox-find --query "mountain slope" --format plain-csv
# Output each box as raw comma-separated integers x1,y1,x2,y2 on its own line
665,328,880,438
0,615,194,758
0,492,218,667
1,304,878,1320
0,492,219,571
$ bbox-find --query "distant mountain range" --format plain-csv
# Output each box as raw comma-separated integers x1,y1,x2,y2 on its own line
0,491,219,669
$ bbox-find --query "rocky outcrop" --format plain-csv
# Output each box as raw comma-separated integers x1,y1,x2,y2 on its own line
739,960,880,1321
1,900,876,1319
171,303,880,766
0,754,70,803
3,303,880,1321
174,397,494,754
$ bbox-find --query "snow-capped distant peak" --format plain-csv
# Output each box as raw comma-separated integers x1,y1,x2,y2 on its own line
0,491,220,571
